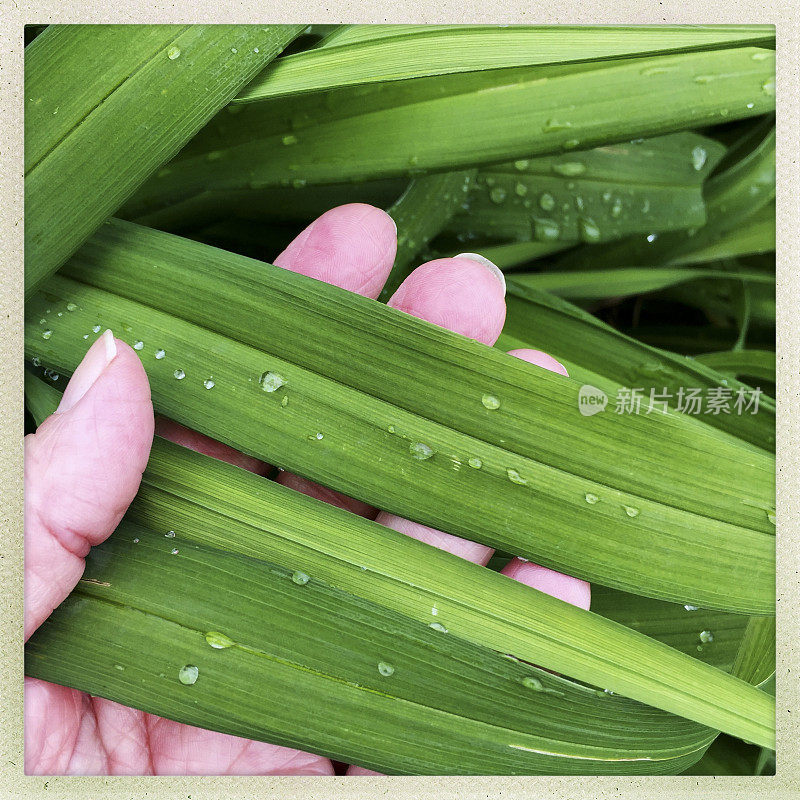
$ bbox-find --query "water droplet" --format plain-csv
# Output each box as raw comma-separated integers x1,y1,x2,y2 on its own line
640,66,671,76
92,325,101,333
133,537,139,543
578,216,601,243
377,662,395,677
388,425,396,434
170,548,179,555
282,134,298,146
231,47,238,54
253,47,259,54
311,432,324,440
611,198,623,218
133,340,144,351
552,162,585,177
646,233,658,243
514,159,530,171
429,622,448,633
684,605,698,611
699,630,714,643
114,664,125,671
154,349,166,359
203,378,215,390
260,371,287,392
767,510,776,525
746,102,755,109
604,688,615,695
165,530,176,538
532,218,560,242
281,396,289,407
691,146,707,171
761,78,775,97
31,356,41,367
521,676,544,691
481,394,500,410
409,442,434,460
292,571,310,585
562,138,580,150
506,468,527,485
167,46,181,60
468,457,483,469
585,493,599,505
66,302,78,312
83,334,89,339
543,119,572,132
514,182,528,197
431,606,438,616
623,505,640,518
538,192,555,211
489,187,507,204
178,664,198,685
205,631,235,649
48,372,59,381
42,329,52,339
173,369,185,380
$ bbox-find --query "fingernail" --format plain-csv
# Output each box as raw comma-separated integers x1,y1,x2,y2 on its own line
455,252,506,296
57,329,117,413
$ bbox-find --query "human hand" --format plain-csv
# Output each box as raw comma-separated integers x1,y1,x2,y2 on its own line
25,204,590,775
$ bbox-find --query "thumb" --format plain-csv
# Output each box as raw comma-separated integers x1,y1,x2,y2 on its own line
25,330,154,640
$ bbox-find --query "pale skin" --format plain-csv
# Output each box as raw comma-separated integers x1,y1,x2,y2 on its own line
25,203,590,775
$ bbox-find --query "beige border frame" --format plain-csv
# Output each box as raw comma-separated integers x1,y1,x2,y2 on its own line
1,5,798,798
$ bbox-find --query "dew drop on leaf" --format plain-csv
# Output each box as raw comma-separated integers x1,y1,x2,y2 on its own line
260,371,287,392
377,662,395,677
506,468,527,485
291,571,310,585
552,162,586,177
178,665,198,685
205,631,235,649
409,442,434,460
481,394,501,410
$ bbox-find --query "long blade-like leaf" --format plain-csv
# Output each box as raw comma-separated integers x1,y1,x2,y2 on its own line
23,376,776,751
123,47,774,218
24,23,304,297
235,25,775,102
26,220,774,613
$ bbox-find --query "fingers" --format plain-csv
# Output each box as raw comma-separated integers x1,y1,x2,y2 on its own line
24,332,154,640
388,253,506,345
274,203,398,298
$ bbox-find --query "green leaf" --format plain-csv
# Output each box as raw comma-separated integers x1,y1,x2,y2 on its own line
452,133,725,244
502,282,774,450
505,267,772,300
124,47,774,218
25,522,716,775
235,25,775,102
23,375,776,752
380,170,476,301
694,350,775,383
25,219,774,615
24,23,304,297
